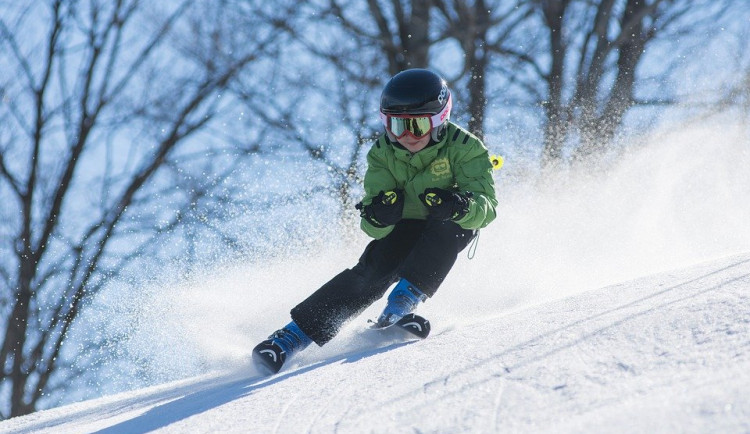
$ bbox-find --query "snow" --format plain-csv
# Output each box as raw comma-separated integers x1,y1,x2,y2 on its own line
2,253,749,433
2,119,749,433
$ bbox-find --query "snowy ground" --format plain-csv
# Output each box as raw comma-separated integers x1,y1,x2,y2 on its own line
2,252,749,433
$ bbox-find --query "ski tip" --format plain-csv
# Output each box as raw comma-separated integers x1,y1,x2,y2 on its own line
367,314,431,338
252,342,286,375
396,313,431,339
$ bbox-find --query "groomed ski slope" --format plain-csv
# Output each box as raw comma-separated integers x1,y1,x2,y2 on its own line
3,252,749,433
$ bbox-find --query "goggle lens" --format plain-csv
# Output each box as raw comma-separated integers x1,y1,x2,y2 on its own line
387,116,433,138
380,93,452,140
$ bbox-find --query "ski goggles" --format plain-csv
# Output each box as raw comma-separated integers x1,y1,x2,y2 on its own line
380,94,452,139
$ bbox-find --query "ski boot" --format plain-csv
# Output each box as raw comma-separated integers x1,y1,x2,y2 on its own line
252,321,312,374
375,278,427,328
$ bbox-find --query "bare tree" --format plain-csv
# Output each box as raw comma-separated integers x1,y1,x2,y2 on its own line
274,0,740,176
432,1,535,139
233,0,399,230
298,1,535,145
277,0,486,226
488,0,733,165
363,0,735,165
354,0,433,74
318,0,502,138
0,0,278,417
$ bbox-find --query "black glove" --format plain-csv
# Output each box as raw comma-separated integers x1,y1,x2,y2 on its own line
356,189,405,228
419,188,472,221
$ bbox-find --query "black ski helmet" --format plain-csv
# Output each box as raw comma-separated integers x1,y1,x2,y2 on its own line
380,68,452,142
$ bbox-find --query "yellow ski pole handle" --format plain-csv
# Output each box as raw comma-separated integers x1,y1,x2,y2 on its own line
490,155,504,171
424,192,442,206
382,191,398,205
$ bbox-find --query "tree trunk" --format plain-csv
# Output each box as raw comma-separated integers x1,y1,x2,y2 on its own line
541,0,571,165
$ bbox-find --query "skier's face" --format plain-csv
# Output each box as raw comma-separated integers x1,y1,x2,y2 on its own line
397,133,430,153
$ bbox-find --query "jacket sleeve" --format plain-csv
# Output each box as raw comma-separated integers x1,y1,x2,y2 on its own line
360,142,398,239
453,139,498,230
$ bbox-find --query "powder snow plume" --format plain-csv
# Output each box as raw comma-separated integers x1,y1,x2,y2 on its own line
113,116,749,389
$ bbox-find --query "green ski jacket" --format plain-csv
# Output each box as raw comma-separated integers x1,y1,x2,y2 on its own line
360,121,498,239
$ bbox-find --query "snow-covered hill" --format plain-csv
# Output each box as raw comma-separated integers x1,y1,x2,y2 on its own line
2,252,749,433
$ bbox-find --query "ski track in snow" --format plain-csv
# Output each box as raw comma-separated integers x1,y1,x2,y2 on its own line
2,253,749,433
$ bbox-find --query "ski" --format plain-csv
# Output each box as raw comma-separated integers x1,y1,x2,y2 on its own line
252,341,286,375
253,314,431,375
368,313,431,339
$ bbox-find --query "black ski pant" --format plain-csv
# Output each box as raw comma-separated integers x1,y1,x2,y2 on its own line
290,219,475,346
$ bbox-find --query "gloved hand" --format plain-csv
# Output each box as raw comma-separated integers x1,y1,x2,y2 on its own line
356,189,405,228
419,188,472,221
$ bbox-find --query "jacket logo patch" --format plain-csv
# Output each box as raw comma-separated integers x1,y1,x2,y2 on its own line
430,158,451,180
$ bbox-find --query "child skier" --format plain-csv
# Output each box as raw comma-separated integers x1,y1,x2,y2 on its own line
252,68,498,374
